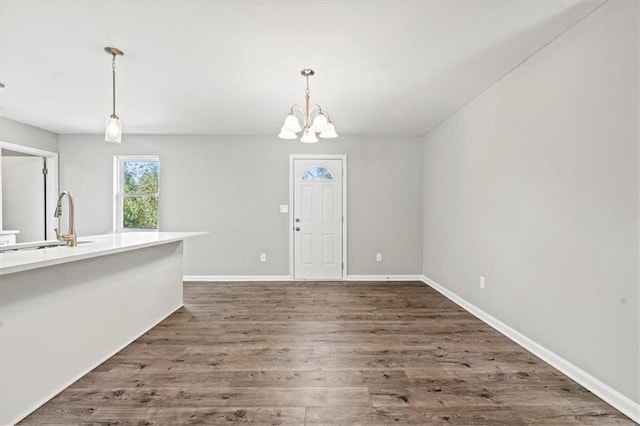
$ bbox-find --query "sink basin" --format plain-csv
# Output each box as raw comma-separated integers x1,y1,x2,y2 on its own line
0,240,92,252
0,240,67,252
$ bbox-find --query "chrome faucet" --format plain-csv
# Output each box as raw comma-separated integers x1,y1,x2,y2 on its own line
54,191,77,247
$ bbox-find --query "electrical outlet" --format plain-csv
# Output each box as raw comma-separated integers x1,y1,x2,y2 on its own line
260,253,267,262
376,253,382,262
480,276,486,290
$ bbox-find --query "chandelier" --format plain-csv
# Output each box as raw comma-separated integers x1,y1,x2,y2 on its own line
278,69,338,143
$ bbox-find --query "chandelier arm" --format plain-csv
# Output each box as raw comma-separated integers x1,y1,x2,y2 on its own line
308,105,323,120
290,104,304,115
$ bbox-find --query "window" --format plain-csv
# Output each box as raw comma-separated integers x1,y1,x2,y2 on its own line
114,155,160,232
302,166,334,181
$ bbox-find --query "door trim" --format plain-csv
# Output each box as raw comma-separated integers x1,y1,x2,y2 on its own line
0,141,59,240
289,154,347,280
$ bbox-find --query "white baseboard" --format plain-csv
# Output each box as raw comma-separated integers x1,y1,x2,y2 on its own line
184,275,425,282
421,275,640,424
183,275,291,282
345,274,424,281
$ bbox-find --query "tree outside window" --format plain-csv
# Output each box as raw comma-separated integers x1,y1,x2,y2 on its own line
115,156,159,231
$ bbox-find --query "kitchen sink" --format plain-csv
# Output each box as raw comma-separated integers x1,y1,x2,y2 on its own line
0,240,92,252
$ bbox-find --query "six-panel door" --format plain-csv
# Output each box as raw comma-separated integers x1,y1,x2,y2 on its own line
293,159,343,280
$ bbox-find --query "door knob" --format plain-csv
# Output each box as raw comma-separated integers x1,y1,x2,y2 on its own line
295,227,300,231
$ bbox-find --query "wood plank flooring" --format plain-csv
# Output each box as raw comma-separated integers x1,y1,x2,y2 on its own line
20,281,635,425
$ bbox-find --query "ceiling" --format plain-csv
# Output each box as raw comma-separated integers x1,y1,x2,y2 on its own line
0,0,603,137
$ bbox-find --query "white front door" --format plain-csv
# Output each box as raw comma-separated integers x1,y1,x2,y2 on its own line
293,158,344,280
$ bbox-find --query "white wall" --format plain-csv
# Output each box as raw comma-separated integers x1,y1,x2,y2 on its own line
58,135,423,277
0,117,58,152
637,0,640,404
422,0,639,404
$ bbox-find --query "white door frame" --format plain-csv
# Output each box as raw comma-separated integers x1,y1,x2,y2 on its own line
0,141,59,240
289,154,347,280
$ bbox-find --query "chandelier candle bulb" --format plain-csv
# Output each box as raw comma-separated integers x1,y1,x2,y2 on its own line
278,69,338,143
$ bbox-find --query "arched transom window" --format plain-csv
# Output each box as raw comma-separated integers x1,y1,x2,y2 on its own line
302,166,335,181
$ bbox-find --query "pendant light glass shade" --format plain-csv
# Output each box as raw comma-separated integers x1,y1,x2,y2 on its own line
300,130,319,143
105,115,122,144
319,122,338,139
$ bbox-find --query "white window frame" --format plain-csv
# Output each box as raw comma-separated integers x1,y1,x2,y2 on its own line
113,155,160,232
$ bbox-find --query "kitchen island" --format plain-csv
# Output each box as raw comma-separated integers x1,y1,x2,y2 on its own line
0,232,205,425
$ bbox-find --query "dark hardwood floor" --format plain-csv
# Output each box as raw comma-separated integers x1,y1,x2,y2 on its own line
21,281,635,425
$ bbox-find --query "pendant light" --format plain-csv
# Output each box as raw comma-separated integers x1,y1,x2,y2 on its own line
278,69,338,143
104,47,124,143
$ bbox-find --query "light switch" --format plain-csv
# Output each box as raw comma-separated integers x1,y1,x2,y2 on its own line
279,204,289,213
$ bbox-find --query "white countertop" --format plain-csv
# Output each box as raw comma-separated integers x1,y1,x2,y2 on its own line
0,232,206,276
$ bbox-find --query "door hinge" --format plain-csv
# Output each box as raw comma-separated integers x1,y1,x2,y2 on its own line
342,262,344,270
42,167,48,175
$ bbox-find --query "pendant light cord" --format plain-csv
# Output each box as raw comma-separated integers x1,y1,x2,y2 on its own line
111,54,117,117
